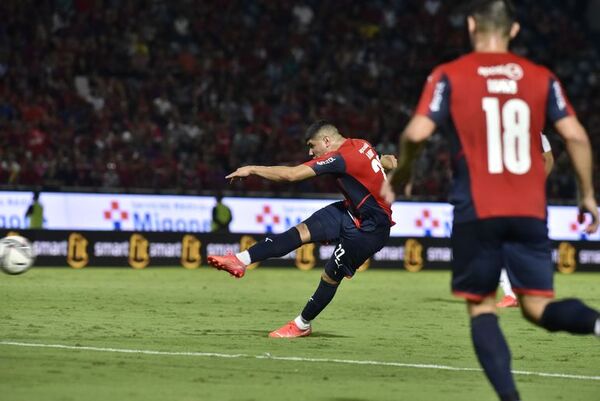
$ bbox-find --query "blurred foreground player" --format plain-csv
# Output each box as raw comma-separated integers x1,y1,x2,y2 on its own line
208,121,395,338
498,133,553,308
382,1,600,400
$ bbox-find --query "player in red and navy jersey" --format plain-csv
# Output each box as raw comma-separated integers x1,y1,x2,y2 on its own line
208,120,395,338
382,1,600,400
497,133,554,308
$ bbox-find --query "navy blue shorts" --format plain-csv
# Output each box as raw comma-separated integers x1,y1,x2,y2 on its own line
451,217,554,301
303,201,390,282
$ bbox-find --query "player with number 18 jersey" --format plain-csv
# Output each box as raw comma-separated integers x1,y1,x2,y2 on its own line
415,52,574,223
383,3,600,399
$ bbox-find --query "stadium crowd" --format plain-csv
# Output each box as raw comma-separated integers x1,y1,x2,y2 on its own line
1,0,599,200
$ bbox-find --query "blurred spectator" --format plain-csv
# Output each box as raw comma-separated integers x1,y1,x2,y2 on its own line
211,194,232,233
25,191,44,228
0,0,598,203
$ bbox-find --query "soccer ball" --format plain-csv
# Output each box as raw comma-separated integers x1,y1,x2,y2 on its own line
0,235,35,275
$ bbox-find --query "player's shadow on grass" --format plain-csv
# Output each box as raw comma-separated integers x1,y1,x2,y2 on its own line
239,330,351,338
421,297,464,304
307,332,350,338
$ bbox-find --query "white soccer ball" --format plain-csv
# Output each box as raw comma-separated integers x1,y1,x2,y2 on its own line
0,235,35,275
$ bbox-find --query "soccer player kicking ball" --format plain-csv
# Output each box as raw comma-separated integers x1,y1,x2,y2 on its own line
208,120,395,338
382,1,600,400
498,133,553,308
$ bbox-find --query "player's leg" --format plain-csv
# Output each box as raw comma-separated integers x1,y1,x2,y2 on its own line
468,297,519,401
207,224,304,277
504,218,600,336
520,295,599,335
270,214,389,338
297,216,389,327
497,268,518,308
208,202,343,278
452,219,520,401
270,244,360,337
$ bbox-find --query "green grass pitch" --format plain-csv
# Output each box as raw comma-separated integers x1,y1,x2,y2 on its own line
1,267,599,401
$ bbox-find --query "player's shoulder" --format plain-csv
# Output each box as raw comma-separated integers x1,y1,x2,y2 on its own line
425,54,477,82
345,137,371,147
339,137,370,152
436,52,554,78
432,53,475,73
337,138,373,160
507,53,554,77
309,149,341,163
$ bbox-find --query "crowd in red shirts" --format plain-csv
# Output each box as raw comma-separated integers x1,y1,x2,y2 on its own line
1,0,599,200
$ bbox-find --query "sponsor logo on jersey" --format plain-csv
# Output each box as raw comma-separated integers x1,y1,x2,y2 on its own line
316,156,336,165
552,81,566,110
486,79,518,94
477,63,524,80
429,81,446,112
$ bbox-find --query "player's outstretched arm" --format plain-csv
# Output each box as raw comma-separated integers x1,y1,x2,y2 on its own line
226,164,316,183
554,116,599,233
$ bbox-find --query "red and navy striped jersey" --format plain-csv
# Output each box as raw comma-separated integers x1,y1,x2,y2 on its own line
304,138,394,228
415,52,574,222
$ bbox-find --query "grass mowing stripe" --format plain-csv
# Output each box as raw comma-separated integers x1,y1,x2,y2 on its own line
2,340,598,382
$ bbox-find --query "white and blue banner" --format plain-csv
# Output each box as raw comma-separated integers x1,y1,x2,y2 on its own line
0,191,597,241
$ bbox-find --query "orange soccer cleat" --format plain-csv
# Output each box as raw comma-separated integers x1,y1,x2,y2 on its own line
268,321,312,338
497,295,519,308
207,254,247,278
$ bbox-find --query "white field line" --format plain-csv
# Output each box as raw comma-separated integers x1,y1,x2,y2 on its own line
1,340,599,381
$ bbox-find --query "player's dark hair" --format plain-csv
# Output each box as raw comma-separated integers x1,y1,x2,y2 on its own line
467,0,516,36
304,120,336,141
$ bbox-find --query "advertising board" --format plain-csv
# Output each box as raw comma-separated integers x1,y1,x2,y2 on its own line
0,191,597,241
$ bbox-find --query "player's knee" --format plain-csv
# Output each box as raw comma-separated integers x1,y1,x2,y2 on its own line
519,295,551,325
295,223,312,243
321,272,339,286
466,297,496,317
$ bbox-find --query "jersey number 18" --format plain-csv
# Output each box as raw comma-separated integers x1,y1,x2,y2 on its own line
482,97,531,175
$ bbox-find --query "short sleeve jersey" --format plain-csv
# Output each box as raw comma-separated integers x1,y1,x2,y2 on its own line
303,138,394,230
415,52,574,222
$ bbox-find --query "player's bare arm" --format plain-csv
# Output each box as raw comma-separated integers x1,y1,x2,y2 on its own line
554,116,599,233
542,150,553,177
381,115,436,204
226,164,316,182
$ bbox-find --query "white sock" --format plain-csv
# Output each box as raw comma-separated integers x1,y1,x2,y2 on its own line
595,318,600,336
499,269,516,298
294,315,311,330
235,251,251,266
